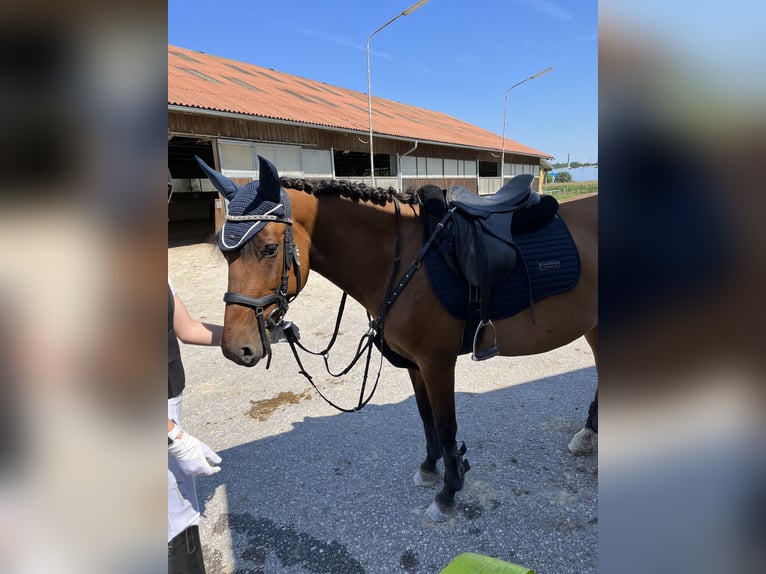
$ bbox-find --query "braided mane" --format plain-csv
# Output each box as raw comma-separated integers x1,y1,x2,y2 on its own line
279,177,418,206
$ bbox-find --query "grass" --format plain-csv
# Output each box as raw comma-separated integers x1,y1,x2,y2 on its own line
543,180,598,201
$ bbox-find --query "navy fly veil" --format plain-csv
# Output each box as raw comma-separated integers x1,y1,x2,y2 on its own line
219,180,285,251
194,154,286,252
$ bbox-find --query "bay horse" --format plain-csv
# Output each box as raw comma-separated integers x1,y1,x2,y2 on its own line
197,156,598,522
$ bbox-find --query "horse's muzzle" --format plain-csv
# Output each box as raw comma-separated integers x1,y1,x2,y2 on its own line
221,341,263,367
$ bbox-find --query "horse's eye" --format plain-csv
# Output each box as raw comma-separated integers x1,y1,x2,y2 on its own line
262,244,279,258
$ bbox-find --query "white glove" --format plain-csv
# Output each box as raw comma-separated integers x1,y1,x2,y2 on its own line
271,321,300,343
168,431,222,476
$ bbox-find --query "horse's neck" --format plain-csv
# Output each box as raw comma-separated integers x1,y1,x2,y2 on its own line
306,195,403,314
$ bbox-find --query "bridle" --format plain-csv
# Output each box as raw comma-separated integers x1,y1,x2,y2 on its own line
222,188,302,368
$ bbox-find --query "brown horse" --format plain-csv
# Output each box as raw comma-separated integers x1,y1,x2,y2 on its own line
198,156,598,522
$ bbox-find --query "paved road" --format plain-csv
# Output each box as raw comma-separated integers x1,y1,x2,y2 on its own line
170,242,598,574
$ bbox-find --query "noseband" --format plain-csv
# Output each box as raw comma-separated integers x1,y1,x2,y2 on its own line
223,189,301,367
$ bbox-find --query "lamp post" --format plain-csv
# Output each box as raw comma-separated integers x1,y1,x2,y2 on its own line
500,66,552,182
367,0,429,187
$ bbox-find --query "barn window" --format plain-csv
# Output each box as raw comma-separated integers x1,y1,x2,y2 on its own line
400,156,417,176
256,144,301,177
218,142,255,172
479,161,498,177
301,149,333,177
426,157,443,177
416,157,427,176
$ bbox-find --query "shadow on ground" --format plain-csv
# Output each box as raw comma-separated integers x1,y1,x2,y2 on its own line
196,367,598,574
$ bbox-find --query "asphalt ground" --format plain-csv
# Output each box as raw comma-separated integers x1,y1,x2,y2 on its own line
169,242,598,574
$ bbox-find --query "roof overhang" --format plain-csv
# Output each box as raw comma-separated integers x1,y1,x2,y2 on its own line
168,104,552,160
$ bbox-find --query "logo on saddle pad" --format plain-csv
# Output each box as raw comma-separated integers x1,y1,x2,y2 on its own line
538,259,562,271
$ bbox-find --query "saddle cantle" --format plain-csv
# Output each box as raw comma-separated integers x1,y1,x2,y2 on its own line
418,175,558,361
446,173,540,216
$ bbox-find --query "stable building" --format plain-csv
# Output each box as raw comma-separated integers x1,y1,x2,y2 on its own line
168,45,551,241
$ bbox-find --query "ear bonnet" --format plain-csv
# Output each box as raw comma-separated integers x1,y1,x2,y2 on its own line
195,155,284,251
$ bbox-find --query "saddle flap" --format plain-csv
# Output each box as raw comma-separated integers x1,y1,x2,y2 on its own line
452,214,517,287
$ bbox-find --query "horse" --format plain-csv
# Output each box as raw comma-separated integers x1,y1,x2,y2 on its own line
197,155,598,522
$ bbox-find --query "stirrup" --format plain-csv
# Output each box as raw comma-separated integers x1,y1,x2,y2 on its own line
471,320,499,361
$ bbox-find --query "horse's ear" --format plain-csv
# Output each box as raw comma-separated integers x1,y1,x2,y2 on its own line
195,156,241,201
257,155,281,202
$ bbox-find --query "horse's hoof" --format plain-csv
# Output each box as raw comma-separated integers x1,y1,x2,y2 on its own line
413,469,440,487
568,428,596,456
426,501,454,522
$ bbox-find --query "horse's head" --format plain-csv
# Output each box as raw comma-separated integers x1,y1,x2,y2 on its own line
197,155,304,367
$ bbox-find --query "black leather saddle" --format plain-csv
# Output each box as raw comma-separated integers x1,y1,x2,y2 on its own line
418,175,557,361
447,174,540,216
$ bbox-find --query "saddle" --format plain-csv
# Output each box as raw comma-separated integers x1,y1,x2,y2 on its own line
419,175,558,360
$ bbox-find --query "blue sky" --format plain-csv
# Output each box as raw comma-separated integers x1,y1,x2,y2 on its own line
169,0,597,164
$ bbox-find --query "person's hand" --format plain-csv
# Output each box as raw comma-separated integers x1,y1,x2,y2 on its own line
168,431,222,476
271,321,299,343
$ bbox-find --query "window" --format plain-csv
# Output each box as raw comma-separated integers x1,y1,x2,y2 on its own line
399,156,476,178
218,142,255,172
426,157,443,177
400,156,417,176
478,161,498,177
301,149,333,177
256,144,301,177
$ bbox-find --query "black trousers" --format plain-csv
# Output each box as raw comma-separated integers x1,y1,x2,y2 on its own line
168,525,206,574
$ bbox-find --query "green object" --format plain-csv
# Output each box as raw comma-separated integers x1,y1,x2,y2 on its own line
440,552,534,574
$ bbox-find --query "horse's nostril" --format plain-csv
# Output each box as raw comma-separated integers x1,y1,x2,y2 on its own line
241,346,254,359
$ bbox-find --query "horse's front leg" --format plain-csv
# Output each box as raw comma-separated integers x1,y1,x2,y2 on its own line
408,368,442,487
419,360,470,522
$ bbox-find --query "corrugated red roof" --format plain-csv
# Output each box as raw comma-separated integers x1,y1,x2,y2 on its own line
168,45,549,158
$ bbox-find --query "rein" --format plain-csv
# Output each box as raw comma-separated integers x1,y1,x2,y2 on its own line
284,200,454,413
227,190,451,413
283,292,384,413
282,198,404,412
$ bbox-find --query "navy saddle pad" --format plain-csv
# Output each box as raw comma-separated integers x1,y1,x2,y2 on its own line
425,214,581,354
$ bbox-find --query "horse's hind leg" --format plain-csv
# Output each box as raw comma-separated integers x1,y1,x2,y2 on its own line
418,361,469,522
569,326,599,455
570,390,598,455
408,368,442,487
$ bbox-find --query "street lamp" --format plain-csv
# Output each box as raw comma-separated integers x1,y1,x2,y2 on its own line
500,66,552,182
367,0,429,187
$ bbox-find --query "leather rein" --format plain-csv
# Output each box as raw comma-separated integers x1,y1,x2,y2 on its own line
284,197,452,412
223,189,444,412
225,191,447,413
